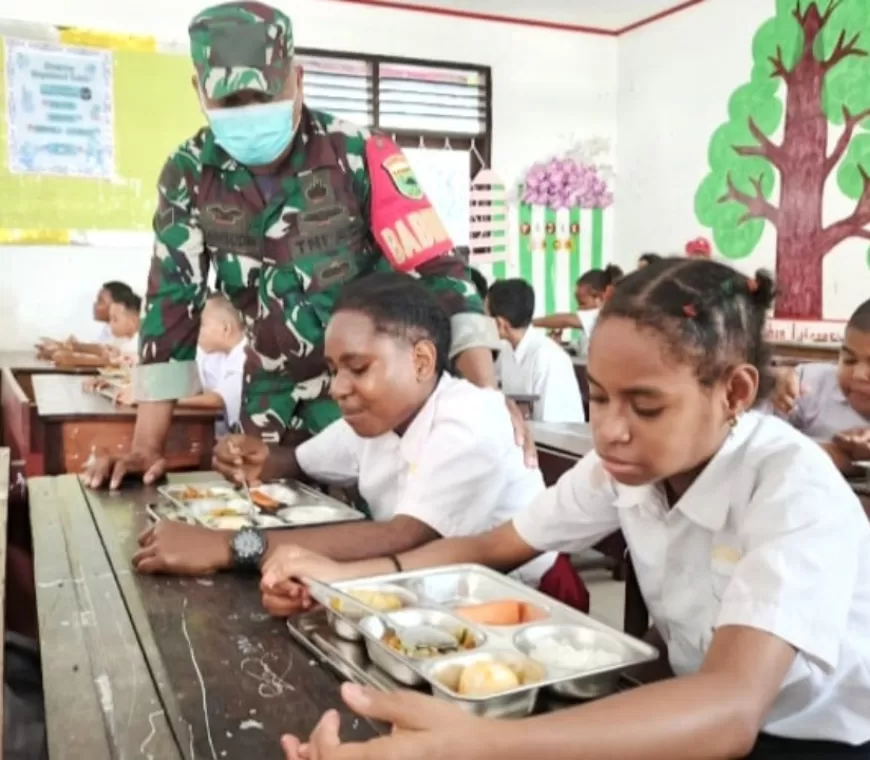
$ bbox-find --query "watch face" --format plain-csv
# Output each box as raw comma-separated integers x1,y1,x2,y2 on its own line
232,527,266,564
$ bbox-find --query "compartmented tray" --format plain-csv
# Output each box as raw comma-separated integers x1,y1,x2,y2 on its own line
156,480,365,530
301,564,657,718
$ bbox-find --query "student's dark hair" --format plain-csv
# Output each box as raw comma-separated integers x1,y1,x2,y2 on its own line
114,289,142,314
638,253,662,266
334,272,452,376
487,279,535,329
847,298,870,332
468,268,489,300
577,264,623,293
600,258,776,401
102,281,134,302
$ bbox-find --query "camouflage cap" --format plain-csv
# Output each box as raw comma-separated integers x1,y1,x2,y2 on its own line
189,1,294,100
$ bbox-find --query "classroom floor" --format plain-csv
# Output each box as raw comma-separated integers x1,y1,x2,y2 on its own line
582,567,627,631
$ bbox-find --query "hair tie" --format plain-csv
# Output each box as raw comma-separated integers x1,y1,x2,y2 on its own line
721,279,734,296
746,278,759,293
682,303,698,318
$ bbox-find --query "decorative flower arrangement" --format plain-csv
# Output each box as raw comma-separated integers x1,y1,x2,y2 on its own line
520,155,614,210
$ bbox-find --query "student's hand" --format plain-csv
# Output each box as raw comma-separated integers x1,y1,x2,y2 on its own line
833,427,870,462
261,545,343,589
260,578,314,618
505,397,537,468
82,449,166,490
771,367,805,415
213,434,269,486
281,684,484,760
82,377,100,392
132,521,232,576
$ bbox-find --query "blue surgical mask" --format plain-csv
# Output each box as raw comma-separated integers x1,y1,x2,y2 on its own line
205,99,296,167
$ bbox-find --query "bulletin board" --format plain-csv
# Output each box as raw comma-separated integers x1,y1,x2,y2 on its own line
0,32,204,238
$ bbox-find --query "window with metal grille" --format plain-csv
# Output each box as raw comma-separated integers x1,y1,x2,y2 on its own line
296,52,374,127
377,62,487,137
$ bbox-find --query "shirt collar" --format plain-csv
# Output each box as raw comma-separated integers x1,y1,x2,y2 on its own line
397,374,453,465
612,412,761,532
513,327,545,363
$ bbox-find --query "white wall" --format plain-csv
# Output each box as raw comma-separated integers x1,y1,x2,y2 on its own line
615,0,870,320
0,0,618,348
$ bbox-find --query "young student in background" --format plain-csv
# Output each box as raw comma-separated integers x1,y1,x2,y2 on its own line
131,274,589,611
106,290,142,361
532,265,624,356
770,297,870,472
268,259,870,760
114,295,246,434
488,279,585,423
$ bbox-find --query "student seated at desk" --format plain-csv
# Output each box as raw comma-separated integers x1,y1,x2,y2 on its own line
488,278,585,423
132,273,582,609
532,265,623,357
112,295,245,431
770,297,870,472
106,289,141,361
270,259,870,760
36,280,135,359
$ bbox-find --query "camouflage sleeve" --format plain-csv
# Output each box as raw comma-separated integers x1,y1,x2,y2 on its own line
353,132,498,358
134,140,209,402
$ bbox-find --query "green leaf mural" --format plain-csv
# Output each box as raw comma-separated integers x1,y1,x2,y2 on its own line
695,0,870,319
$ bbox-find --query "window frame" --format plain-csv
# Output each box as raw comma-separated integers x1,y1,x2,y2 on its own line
297,46,493,178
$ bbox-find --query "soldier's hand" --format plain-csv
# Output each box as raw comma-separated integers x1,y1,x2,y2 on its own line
505,397,537,468
82,449,167,491
213,434,269,485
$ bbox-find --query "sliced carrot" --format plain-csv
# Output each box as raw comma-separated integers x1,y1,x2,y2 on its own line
454,600,522,626
251,490,280,510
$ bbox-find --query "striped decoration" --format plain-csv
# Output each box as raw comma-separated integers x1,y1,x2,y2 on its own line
468,169,508,263
473,203,611,318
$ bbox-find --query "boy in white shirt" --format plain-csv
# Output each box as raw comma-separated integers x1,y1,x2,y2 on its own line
114,295,245,432
106,290,141,361
488,278,585,423
194,294,246,434
133,274,574,607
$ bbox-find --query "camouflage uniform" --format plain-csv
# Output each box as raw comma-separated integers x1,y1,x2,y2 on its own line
137,1,497,444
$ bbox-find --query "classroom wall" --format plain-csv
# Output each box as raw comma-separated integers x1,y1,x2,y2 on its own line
0,0,618,348
616,0,870,322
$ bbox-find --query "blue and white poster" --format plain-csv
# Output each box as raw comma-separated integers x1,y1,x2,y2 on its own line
404,148,471,246
5,39,115,178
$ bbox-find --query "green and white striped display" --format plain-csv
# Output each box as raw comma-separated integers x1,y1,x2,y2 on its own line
474,205,611,317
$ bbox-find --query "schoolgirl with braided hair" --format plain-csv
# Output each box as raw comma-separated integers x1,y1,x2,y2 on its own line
272,258,870,760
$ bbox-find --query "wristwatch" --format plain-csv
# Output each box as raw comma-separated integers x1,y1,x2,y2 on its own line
230,526,267,570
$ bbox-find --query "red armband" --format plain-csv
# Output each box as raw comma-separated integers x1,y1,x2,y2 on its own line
366,136,454,272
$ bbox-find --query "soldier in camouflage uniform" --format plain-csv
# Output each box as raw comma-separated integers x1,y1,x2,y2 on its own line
85,0,511,489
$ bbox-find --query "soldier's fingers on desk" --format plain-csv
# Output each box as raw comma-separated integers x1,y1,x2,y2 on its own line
137,525,156,547
309,710,343,759
85,458,113,489
261,591,306,618
281,735,313,760
143,458,167,485
131,543,159,572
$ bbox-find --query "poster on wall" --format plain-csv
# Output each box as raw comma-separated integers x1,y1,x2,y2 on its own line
5,39,115,178
404,148,470,246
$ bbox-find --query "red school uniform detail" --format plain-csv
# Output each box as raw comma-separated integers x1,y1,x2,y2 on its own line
366,136,454,273
538,554,591,613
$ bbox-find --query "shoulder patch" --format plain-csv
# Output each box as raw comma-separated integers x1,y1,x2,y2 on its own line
382,152,424,200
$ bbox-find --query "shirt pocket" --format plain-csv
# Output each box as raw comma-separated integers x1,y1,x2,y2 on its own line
709,544,742,602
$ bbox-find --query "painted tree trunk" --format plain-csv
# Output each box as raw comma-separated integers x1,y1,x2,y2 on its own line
773,9,828,319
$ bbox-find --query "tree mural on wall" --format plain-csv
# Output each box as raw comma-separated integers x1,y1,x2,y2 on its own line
695,0,870,319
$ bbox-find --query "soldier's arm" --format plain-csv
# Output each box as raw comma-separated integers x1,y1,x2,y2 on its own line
132,143,210,453
358,134,499,388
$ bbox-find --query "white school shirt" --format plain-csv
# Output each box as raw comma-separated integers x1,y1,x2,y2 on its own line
296,374,556,585
110,332,139,358
782,362,870,439
94,323,113,344
196,339,246,435
571,308,600,359
498,329,585,423
514,412,870,744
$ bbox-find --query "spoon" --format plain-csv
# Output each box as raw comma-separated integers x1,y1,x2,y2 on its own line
304,576,458,653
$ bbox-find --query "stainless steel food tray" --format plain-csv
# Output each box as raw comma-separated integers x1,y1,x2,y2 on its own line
157,479,365,530
315,564,658,717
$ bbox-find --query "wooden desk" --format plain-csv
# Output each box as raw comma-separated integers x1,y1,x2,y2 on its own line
30,473,379,759
0,351,98,375
505,393,539,420
0,448,9,731
31,375,217,475
530,421,594,487
769,341,839,365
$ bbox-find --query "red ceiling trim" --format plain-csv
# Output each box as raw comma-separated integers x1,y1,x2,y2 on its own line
330,0,709,36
